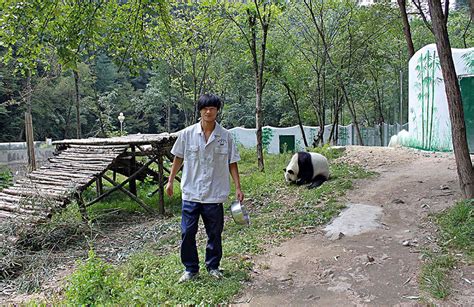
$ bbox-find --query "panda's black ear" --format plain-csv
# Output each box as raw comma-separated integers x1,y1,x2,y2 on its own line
288,170,294,174
283,168,286,172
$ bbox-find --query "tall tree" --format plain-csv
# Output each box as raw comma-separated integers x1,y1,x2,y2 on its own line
227,1,282,171
53,0,108,139
428,0,474,198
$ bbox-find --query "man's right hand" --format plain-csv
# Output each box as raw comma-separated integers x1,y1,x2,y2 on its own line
165,181,174,197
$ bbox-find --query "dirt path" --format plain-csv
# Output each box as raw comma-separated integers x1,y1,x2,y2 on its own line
235,146,473,306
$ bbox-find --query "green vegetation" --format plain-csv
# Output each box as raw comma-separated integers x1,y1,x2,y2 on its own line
420,200,473,300
65,250,124,305
420,252,456,299
436,200,474,260
0,169,12,190
62,148,372,304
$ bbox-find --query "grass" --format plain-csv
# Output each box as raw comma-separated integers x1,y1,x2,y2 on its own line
29,147,372,305
420,199,473,300
0,168,13,190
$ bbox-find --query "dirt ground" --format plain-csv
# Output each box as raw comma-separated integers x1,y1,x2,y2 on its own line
2,146,473,305
235,146,473,306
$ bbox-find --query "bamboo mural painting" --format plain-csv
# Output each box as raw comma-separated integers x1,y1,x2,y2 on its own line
408,44,474,152
414,49,440,150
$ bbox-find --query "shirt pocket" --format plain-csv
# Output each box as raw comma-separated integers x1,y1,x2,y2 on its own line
185,145,199,160
214,146,228,163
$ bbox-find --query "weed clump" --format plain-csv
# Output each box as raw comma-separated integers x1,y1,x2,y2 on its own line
65,249,123,305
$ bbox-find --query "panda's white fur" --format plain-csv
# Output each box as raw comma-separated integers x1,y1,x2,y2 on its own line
284,152,329,188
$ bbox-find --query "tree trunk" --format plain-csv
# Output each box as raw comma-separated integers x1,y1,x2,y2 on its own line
397,0,415,58
247,7,269,172
328,92,342,145
283,83,308,147
24,71,36,172
428,0,474,198
256,88,264,171
74,70,82,139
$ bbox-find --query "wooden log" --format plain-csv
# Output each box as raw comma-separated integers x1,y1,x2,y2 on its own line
0,207,50,221
0,201,50,216
60,151,124,158
50,156,117,162
75,192,88,221
0,191,25,199
48,158,110,165
129,145,137,196
25,112,36,172
0,199,49,212
57,155,119,162
2,188,65,200
62,148,127,154
4,185,65,195
35,170,93,178
0,193,63,208
67,144,129,149
27,173,89,184
0,209,17,219
16,180,77,190
33,170,90,180
157,155,165,215
40,164,106,172
96,177,103,197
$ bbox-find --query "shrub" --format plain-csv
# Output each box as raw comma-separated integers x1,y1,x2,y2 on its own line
64,249,123,305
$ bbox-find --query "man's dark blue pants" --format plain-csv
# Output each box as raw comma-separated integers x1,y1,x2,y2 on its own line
181,200,224,273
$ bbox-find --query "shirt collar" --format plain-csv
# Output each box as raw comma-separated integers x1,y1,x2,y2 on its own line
196,121,222,137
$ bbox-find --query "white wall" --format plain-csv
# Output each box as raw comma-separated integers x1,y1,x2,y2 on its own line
408,44,474,151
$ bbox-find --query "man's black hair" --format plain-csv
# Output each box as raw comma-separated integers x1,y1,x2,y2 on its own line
197,94,222,111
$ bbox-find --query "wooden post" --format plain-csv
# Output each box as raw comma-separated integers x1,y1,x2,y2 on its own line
25,112,36,172
96,176,103,196
129,145,137,196
75,192,88,222
157,154,165,215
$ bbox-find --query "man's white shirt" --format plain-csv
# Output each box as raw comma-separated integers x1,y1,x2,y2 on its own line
171,122,240,203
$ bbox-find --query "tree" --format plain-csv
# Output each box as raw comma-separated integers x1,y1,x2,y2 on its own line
227,1,282,171
52,0,109,138
159,2,227,127
428,0,474,198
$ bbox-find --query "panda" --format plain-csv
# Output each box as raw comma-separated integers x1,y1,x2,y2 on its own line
284,152,330,189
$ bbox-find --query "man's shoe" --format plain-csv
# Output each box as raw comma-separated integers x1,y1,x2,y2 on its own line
208,269,223,279
178,271,198,283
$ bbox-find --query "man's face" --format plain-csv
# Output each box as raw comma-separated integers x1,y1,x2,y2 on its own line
200,106,218,123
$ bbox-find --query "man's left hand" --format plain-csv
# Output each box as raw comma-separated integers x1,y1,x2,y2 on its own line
236,188,244,202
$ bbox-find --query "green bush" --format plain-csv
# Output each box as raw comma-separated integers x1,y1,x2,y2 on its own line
65,249,123,305
0,169,12,190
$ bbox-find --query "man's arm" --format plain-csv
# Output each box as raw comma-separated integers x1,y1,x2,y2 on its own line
166,156,183,197
229,162,244,202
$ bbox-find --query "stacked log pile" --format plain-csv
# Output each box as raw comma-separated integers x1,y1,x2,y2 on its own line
0,145,128,225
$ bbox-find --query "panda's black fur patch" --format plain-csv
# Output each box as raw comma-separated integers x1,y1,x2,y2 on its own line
297,152,314,184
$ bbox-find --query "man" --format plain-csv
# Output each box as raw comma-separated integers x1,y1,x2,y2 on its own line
166,94,244,283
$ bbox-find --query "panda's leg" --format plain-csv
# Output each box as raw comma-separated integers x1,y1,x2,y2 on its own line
307,175,327,189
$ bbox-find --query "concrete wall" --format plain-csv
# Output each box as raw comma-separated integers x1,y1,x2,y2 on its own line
0,142,56,176
229,123,408,154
